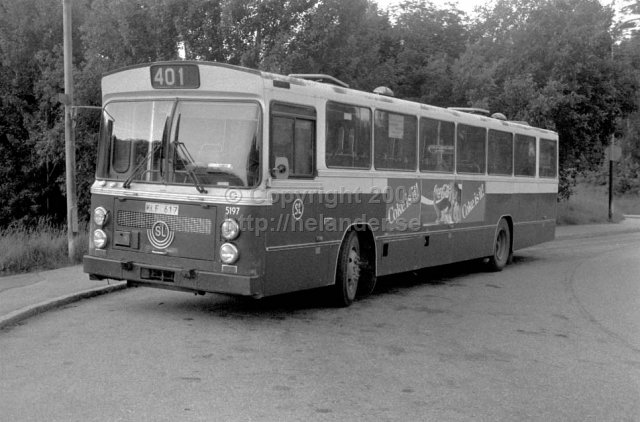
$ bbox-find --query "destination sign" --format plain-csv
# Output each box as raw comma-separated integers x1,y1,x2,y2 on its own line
150,64,200,89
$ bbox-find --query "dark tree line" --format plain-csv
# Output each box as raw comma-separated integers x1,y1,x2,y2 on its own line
0,0,638,227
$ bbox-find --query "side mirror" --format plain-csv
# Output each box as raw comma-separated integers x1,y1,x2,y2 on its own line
271,157,290,179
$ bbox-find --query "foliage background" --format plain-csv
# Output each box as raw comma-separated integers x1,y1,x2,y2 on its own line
1,0,639,228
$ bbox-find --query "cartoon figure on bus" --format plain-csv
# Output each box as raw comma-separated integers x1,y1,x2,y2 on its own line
432,182,461,224
421,181,462,225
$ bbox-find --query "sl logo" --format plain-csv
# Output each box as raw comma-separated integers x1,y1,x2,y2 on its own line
148,220,174,249
292,198,304,221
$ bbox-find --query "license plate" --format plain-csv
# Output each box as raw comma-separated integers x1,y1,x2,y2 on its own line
145,202,179,215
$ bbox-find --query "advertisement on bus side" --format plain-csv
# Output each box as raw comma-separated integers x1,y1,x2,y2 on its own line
385,178,486,230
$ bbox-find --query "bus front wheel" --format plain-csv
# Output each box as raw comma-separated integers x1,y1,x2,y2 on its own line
487,219,511,271
333,231,363,307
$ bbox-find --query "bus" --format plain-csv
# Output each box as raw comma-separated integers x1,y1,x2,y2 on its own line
83,61,558,306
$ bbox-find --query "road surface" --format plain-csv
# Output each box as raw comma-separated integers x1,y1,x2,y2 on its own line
1,232,639,421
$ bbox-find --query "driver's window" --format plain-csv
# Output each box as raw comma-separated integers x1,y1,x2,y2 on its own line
270,103,316,178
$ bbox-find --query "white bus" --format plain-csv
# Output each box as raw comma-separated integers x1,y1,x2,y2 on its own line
84,61,558,306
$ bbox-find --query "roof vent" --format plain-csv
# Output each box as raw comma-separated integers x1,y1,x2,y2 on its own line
288,74,349,88
491,112,507,120
373,86,394,97
447,107,490,116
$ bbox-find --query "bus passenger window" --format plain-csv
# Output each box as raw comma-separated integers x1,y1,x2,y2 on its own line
514,134,536,177
420,118,454,173
374,110,417,171
270,103,316,178
326,102,371,169
539,138,557,178
456,124,486,174
488,129,513,176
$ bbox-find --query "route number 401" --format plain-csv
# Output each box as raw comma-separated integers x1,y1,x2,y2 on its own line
153,67,184,87
150,65,200,89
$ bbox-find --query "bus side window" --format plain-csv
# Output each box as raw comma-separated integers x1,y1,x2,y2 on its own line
374,110,417,171
420,118,454,173
514,134,536,177
326,102,371,169
456,124,486,174
539,138,557,178
488,129,513,176
270,103,316,178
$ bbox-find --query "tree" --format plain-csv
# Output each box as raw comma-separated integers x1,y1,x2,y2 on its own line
390,0,468,105
459,0,637,198
0,0,91,226
283,0,394,90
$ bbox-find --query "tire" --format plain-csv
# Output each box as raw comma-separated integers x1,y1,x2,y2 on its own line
356,237,377,298
487,219,511,272
333,231,364,307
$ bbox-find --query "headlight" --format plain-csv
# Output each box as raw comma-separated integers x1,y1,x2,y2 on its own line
93,207,108,227
93,229,107,249
219,243,239,264
221,218,240,240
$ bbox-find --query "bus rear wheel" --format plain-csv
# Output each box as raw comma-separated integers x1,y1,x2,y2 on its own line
333,231,372,307
487,219,511,271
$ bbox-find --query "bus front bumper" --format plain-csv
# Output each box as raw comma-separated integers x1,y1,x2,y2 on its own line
83,255,263,297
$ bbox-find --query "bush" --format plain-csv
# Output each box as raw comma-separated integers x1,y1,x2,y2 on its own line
0,219,88,275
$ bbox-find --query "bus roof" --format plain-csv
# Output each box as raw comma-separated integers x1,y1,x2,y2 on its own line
102,61,558,138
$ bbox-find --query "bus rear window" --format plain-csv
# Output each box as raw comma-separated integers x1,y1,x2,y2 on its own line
488,129,513,176
456,124,486,174
539,138,557,178
514,134,536,177
326,102,371,169
420,118,454,173
374,110,417,171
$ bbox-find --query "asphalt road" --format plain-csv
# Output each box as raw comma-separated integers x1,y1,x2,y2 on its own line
1,232,639,422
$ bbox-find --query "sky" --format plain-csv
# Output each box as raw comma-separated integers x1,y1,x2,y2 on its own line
374,0,628,18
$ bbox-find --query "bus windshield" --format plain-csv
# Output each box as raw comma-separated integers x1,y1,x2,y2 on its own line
98,101,261,188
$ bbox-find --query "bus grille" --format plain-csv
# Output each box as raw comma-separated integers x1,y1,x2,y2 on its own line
116,210,212,234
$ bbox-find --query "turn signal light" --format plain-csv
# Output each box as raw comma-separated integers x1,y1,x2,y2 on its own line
93,229,108,249
219,243,239,264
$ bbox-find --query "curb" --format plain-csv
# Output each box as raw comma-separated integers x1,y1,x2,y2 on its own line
0,281,128,330
555,225,640,241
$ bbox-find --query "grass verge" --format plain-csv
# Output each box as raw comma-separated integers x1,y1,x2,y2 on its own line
0,221,88,276
557,183,631,225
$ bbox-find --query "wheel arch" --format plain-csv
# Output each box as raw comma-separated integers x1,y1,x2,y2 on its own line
331,223,377,285
495,214,514,254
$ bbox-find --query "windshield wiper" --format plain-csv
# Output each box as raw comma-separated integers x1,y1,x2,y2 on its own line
123,116,170,189
123,141,163,189
175,143,208,194
173,114,208,194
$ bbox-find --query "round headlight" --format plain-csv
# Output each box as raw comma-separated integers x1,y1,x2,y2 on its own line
221,218,240,240
93,229,107,249
219,243,239,264
93,207,108,227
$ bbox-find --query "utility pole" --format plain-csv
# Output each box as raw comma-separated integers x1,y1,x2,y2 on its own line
609,138,613,222
63,0,78,261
